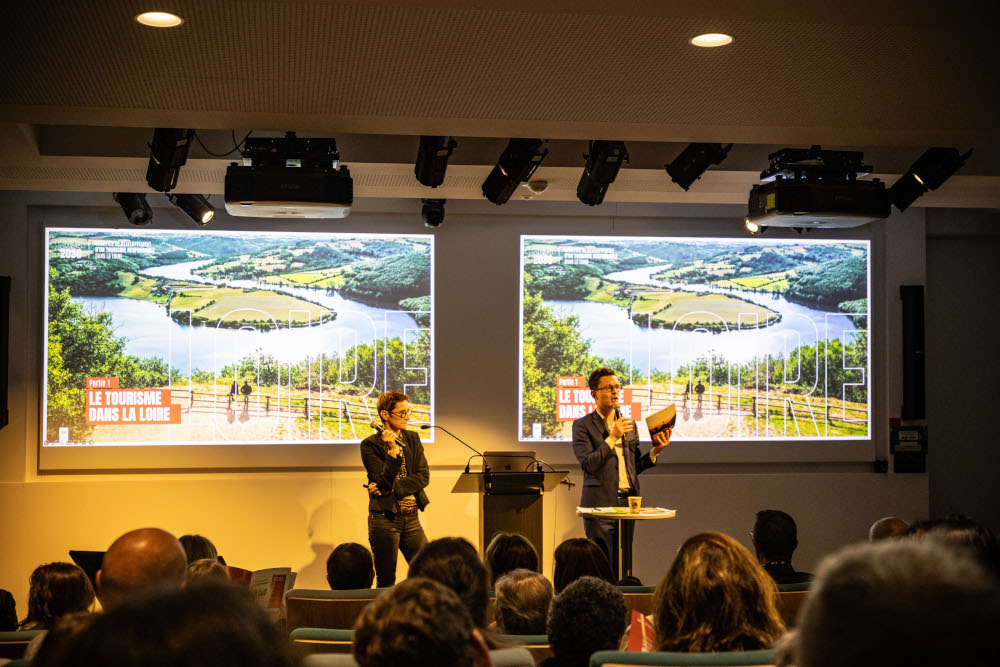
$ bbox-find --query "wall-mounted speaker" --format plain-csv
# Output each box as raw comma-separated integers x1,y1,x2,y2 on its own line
0,276,8,430
900,285,925,420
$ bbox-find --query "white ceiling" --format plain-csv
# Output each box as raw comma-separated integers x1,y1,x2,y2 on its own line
1,0,997,205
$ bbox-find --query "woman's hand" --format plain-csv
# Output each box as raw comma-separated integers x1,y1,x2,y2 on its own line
381,427,401,457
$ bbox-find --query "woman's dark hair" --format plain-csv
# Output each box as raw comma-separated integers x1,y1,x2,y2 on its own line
18,562,95,630
494,569,553,635
407,537,489,627
552,538,614,592
485,533,539,586
178,534,219,565
546,576,626,665
653,532,785,652
58,582,297,667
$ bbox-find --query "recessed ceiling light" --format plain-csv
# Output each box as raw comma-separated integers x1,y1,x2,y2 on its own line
690,33,734,47
135,11,184,28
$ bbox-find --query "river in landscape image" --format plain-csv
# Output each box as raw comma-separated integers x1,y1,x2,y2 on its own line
547,265,864,374
72,259,424,373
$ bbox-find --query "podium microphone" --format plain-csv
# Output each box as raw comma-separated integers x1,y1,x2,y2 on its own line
421,424,489,474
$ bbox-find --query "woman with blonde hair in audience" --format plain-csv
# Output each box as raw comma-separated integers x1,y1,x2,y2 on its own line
187,557,231,583
493,568,553,635
178,534,223,564
652,532,785,652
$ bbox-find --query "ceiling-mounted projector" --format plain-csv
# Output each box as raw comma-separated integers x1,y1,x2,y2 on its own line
747,145,890,229
225,132,353,218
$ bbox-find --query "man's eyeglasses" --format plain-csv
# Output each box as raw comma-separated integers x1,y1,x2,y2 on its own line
597,384,622,394
390,409,411,418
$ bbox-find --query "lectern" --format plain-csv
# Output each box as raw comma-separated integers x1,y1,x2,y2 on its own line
452,470,568,566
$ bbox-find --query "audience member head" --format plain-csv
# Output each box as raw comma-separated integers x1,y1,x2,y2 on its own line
187,558,230,583
59,582,297,667
354,577,492,667
408,537,490,627
752,509,799,563
326,542,376,590
617,575,643,587
485,533,539,586
178,534,219,564
18,562,95,630
30,612,97,667
493,569,553,635
797,538,1000,667
96,527,188,610
653,532,785,652
869,516,910,542
547,576,627,667
901,515,1000,577
552,538,614,592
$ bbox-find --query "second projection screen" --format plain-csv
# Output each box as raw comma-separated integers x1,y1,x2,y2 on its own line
520,235,870,441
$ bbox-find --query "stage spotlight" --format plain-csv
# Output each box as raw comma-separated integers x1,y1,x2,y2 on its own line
421,198,446,227
482,138,549,205
146,128,194,192
889,147,973,212
113,192,153,225
665,142,733,191
168,193,215,225
415,136,457,187
577,140,629,206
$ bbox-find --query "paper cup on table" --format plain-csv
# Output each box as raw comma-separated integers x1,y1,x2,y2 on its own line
628,496,642,513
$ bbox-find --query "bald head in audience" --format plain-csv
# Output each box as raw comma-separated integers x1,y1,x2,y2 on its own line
869,516,909,541
96,528,188,609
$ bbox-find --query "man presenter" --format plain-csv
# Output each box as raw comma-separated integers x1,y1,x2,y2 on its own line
572,367,671,578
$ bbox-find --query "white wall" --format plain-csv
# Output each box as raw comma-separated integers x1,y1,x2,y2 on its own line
0,192,929,615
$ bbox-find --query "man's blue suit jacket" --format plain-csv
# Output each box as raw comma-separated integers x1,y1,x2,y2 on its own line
572,410,656,507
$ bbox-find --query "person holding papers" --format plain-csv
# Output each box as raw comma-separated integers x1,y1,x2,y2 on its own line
572,368,671,577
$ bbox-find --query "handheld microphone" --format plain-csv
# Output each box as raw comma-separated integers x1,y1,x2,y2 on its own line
421,424,489,474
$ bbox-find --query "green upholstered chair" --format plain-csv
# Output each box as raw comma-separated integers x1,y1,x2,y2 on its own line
0,630,44,660
284,588,386,633
590,649,775,667
289,627,354,654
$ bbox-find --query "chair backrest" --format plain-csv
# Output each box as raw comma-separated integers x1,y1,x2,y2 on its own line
620,586,655,616
285,588,384,633
289,628,354,654
303,654,358,667
491,647,537,667
0,630,44,660
775,590,809,628
590,649,775,667
500,634,552,664
776,582,810,593
296,637,536,667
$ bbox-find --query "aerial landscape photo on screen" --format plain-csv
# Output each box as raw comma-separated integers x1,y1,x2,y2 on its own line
44,228,433,446
519,235,870,441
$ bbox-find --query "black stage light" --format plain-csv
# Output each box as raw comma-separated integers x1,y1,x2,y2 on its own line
146,128,194,192
415,136,457,187
889,147,973,212
665,142,734,191
421,198,446,227
113,192,153,225
577,140,629,206
482,138,549,205
168,193,215,225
